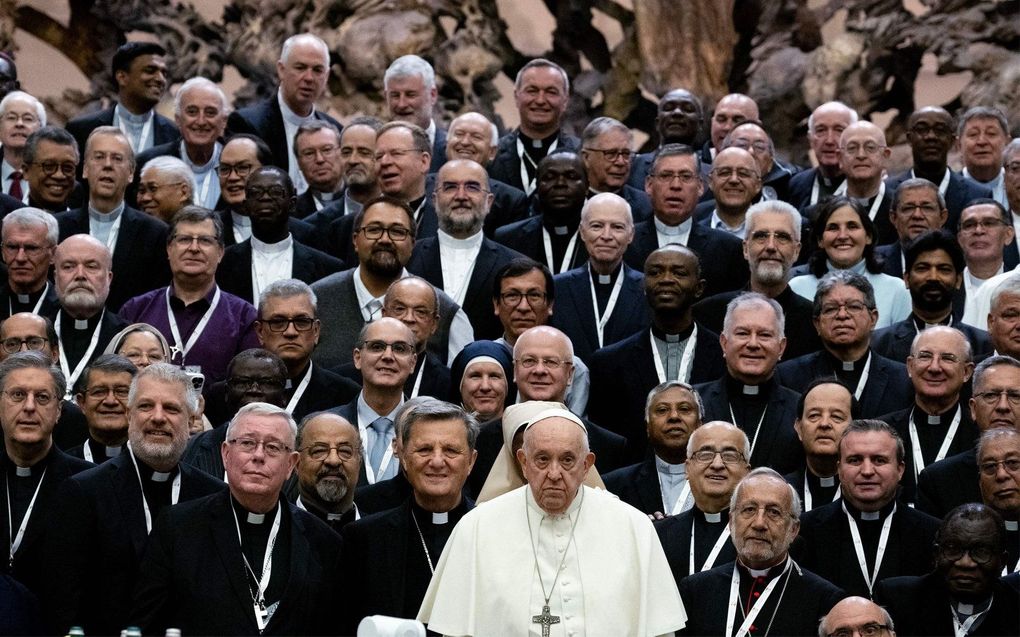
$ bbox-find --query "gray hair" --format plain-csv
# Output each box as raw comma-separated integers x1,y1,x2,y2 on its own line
839,419,905,464
688,421,751,460
514,58,570,96
173,77,229,118
23,126,78,166
581,116,632,147
1004,138,1020,166
450,112,499,146
650,143,702,176
817,601,893,637
141,155,196,197
723,291,785,338
279,33,329,66
0,90,46,126
2,207,58,246
580,191,633,226
127,362,199,416
806,101,859,133
977,426,1020,462
258,278,318,316
0,350,65,402
396,396,479,450
957,106,1009,139
891,177,946,213
384,54,436,92
745,199,802,242
296,411,362,454
972,355,1020,392
85,125,134,169
644,380,704,423
730,466,802,520
908,325,973,363
813,270,877,318
226,401,298,446
74,353,137,395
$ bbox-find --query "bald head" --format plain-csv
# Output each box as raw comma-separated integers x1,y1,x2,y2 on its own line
446,112,498,165
513,326,575,402
819,597,894,637
711,93,759,150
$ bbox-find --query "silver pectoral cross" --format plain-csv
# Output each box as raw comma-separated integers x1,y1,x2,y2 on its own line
532,604,560,637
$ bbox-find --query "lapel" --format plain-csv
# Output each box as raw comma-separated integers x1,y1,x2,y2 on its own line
635,221,658,253
210,492,261,631
110,208,138,275
634,329,662,389
566,268,600,354
635,457,664,514
219,210,237,247
290,242,315,282
265,100,289,171
860,355,889,415
414,239,444,288
269,503,309,633
17,449,72,556
111,454,151,558
465,239,499,299
231,241,256,302
381,503,410,605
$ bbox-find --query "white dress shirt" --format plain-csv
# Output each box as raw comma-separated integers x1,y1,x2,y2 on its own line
250,234,294,302
437,229,483,305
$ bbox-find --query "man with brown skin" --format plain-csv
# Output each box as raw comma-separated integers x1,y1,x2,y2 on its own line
293,411,362,531
22,127,81,213
628,88,705,188
66,354,136,464
135,156,193,222
958,200,1017,321
875,177,948,277
693,146,763,239
976,427,1020,574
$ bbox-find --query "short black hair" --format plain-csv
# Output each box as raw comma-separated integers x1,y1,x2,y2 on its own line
111,42,166,77
492,258,555,303
74,353,137,395
224,133,273,166
795,377,860,420
351,195,416,233
903,229,964,275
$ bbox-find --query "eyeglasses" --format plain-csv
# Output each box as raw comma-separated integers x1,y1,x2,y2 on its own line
960,218,1006,233
24,160,76,176
2,112,38,125
357,224,412,241
689,449,746,465
936,542,997,565
137,181,184,196
121,349,165,364
711,167,759,180
360,340,415,357
2,389,55,405
216,162,255,177
301,443,357,462
437,181,488,195
259,317,317,332
226,377,285,390
840,142,885,156
1,242,49,258
516,356,570,370
228,437,292,457
297,145,339,160
736,503,790,523
819,301,871,318
499,291,547,306
246,185,289,199
584,147,633,162
651,171,699,185
1,336,48,353
826,623,892,637
978,458,1020,476
897,203,940,215
385,304,436,321
85,385,131,400
974,390,1020,405
911,350,963,365
749,230,795,246
171,234,219,249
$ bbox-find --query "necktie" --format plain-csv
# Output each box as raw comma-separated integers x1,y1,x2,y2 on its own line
366,299,383,321
369,417,393,477
8,170,22,200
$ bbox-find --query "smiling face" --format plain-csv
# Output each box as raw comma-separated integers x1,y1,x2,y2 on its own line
838,122,889,184
517,416,594,515
137,166,190,221
127,376,191,470
656,89,702,145
720,302,786,384
958,203,1013,266
77,368,133,439
0,95,41,152
906,328,974,406
116,54,167,110
460,360,507,421
685,423,750,506
375,126,429,199
402,417,477,510
514,65,569,136
579,195,633,271
218,138,261,207
446,113,497,165
386,74,436,130
709,147,761,212
23,140,78,207
820,205,871,268
513,327,574,402
176,83,226,151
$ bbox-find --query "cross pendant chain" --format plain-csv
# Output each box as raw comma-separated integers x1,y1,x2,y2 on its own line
532,604,560,637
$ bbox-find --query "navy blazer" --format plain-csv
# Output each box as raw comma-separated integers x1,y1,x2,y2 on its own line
623,218,749,297
215,238,345,304
55,206,171,312
615,184,653,222
872,317,992,363
626,151,654,189
428,126,447,173
886,169,992,233
493,215,590,274
487,129,580,193
655,508,738,586
226,97,342,173
549,263,650,362
601,455,663,515
776,349,912,418
406,235,524,340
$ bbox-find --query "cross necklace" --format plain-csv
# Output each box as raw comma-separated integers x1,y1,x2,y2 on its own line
525,489,584,637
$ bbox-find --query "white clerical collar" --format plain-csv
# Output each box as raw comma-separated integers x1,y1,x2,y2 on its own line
860,510,881,521
88,201,125,221
437,228,483,251
247,511,266,524
14,465,32,477
552,225,570,236
965,265,1003,287
151,470,171,482
1005,520,1018,531
105,445,122,458
704,510,723,523
819,475,836,487
654,215,691,236
74,319,90,330
277,89,315,125
115,103,153,125
16,293,29,303
742,384,759,395
232,211,252,228
432,511,449,524
425,119,437,146
251,233,293,254
655,455,686,476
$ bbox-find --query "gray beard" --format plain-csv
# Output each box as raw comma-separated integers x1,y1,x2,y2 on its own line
314,476,348,503
129,429,187,467
439,213,483,237
753,261,788,287
61,289,103,317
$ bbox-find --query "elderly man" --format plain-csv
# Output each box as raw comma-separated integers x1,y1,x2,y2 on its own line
977,427,1020,574
1001,139,1020,265
777,270,912,418
43,363,224,635
65,42,177,158
136,77,227,210
834,120,896,243
887,106,992,231
341,398,478,631
876,177,949,277
135,156,194,222
66,354,136,464
872,230,991,362
625,143,748,296
293,411,362,530
693,199,821,358
580,117,652,219
215,167,343,304
677,468,845,637
384,55,446,172
0,90,44,201
879,326,978,504
819,597,898,637
787,101,858,210
495,150,591,274
226,33,342,192
970,268,1020,350
875,504,1020,637
0,207,59,320
550,192,650,361
55,126,171,311
721,121,795,203
22,126,81,212
627,88,705,188
253,279,358,420
917,355,1020,519
488,58,580,195
785,378,857,511
375,121,437,235
589,245,726,452
603,381,704,515
132,402,342,634
959,107,1011,208
797,420,940,598
292,121,344,216
694,146,763,239
119,206,259,384
407,158,524,339
656,421,750,584
419,406,687,635
0,352,91,597
695,292,802,473
958,200,1017,315
701,93,759,169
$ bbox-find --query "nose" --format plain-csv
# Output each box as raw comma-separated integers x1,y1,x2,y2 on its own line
22,391,38,410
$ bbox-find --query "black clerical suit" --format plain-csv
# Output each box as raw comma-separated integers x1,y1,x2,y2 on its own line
694,286,822,360
215,238,346,304
353,469,412,516
294,188,343,219
784,467,841,513
339,497,473,634
54,206,171,312
872,315,993,363
875,573,1020,637
1,446,92,597
796,498,940,598
487,128,580,194
549,263,650,362
786,168,845,213
0,280,59,321
217,208,322,250
131,491,342,636
588,324,726,458
225,96,342,173
695,375,803,474
55,308,129,387
658,506,739,590
602,453,669,515
493,214,589,274
66,439,124,465
776,349,912,419
42,451,224,635
915,448,981,520
678,558,846,637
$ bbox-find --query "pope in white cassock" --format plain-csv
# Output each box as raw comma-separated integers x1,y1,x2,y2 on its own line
417,406,687,636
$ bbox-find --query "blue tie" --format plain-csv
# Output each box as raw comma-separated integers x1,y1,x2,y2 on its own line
369,417,393,478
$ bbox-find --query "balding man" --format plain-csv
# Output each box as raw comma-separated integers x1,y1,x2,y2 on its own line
135,77,228,210
833,120,896,244
580,116,652,220
721,121,795,203
226,33,343,192
788,101,858,210
135,156,194,222
550,192,650,361
627,88,705,188
701,93,759,170
293,411,362,531
693,146,763,239
819,597,898,637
